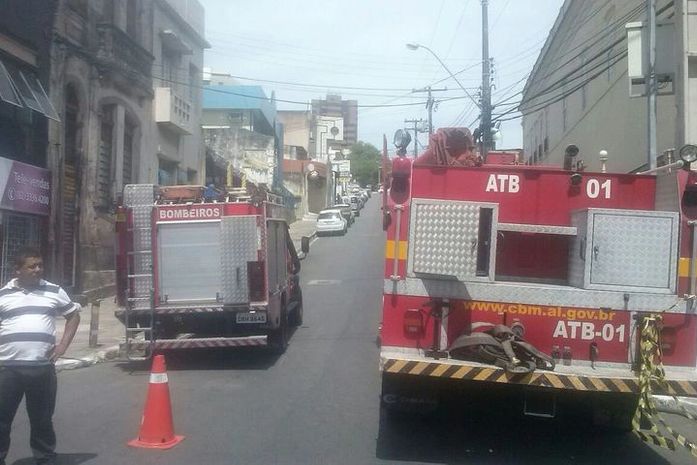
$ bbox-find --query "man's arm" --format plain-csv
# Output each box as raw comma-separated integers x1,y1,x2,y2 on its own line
51,311,80,362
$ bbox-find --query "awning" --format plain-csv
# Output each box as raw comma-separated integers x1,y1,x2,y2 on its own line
0,58,60,121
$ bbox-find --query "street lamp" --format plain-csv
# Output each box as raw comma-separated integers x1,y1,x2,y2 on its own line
406,43,481,110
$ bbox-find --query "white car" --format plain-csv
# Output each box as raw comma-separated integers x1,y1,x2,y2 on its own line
316,210,347,236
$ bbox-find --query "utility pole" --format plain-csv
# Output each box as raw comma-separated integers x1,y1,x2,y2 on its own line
646,0,657,170
412,87,447,135
404,118,425,157
480,0,493,161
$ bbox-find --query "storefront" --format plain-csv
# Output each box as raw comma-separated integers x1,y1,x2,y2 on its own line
0,158,50,284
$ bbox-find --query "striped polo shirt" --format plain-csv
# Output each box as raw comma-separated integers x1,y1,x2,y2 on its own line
0,278,80,365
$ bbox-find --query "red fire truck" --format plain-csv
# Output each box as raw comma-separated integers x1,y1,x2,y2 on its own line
380,127,697,427
115,184,304,359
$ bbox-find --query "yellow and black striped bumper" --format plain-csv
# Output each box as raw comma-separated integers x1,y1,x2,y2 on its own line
382,358,697,397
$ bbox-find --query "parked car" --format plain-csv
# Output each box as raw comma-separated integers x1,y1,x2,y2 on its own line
349,196,361,216
316,210,347,236
333,204,355,226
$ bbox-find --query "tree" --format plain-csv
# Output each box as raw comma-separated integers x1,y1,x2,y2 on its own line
349,141,381,187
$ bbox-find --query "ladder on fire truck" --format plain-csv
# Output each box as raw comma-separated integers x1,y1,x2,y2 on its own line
123,184,157,360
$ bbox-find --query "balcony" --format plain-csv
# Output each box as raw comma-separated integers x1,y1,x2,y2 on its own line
95,23,154,97
155,87,192,134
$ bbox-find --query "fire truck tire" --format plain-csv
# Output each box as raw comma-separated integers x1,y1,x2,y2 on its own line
268,308,289,354
289,290,303,327
591,393,638,432
380,372,439,416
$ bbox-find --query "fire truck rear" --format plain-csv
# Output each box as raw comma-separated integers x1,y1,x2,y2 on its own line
380,128,697,426
115,184,303,359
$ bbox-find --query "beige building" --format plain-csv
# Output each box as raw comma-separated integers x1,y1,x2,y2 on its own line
521,0,694,173
48,0,207,297
277,110,312,160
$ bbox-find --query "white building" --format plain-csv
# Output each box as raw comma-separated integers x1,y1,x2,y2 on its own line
521,0,694,173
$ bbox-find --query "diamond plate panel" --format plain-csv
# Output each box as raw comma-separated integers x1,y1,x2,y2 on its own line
220,216,259,304
590,212,676,290
408,199,497,280
127,201,154,309
570,209,678,293
124,184,156,207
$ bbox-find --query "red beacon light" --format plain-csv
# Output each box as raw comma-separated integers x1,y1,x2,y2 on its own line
390,129,413,201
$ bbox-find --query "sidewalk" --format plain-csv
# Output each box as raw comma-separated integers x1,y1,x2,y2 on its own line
55,218,317,371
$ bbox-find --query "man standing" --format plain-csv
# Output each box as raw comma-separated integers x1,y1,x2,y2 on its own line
0,247,81,465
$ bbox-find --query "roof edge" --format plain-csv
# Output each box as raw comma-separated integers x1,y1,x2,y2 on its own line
520,0,572,106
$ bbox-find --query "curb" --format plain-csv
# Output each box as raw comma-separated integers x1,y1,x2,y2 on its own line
55,344,121,372
653,395,697,417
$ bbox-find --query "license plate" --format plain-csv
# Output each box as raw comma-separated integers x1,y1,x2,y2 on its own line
236,312,267,324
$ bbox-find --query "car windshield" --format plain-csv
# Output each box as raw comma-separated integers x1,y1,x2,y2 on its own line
318,212,339,220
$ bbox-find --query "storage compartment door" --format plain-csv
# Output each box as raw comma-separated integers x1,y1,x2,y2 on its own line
157,221,221,303
407,199,497,281
220,216,259,304
590,213,675,291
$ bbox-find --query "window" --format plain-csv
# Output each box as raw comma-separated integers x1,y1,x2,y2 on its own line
98,105,115,208
161,46,179,90
189,64,199,101
67,0,88,16
158,158,178,186
123,120,136,185
0,61,22,107
126,0,138,38
0,60,59,120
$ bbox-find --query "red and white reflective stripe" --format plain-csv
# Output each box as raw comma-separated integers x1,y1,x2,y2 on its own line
150,373,169,384
128,336,268,351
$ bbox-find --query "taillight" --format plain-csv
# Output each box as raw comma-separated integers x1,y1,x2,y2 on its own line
248,261,266,301
404,309,424,337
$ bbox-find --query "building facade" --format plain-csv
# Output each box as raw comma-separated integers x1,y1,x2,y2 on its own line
277,110,311,160
202,85,278,188
48,0,206,296
152,0,207,186
520,0,691,173
311,94,357,156
0,0,58,284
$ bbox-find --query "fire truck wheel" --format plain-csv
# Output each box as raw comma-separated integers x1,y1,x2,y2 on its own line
289,290,303,327
591,393,638,432
268,309,289,354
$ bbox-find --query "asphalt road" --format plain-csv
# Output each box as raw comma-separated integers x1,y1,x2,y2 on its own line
5,197,697,465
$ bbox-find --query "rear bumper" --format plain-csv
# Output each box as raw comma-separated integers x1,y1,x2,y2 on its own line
122,335,267,352
380,349,697,397
316,223,345,233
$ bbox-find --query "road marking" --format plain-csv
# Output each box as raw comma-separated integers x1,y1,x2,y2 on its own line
306,279,340,286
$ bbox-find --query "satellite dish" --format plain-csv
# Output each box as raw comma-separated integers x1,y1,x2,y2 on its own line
330,126,339,136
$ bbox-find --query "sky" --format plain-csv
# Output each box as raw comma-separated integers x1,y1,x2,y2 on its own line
198,0,565,152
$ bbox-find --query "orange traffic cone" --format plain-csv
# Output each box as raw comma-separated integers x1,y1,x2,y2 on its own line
128,354,185,449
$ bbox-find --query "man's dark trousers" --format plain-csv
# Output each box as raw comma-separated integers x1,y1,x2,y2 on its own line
0,365,57,465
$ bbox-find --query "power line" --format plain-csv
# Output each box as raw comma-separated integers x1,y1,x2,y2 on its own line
494,51,627,123
522,3,649,99
521,3,643,96
154,73,475,109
